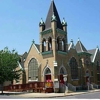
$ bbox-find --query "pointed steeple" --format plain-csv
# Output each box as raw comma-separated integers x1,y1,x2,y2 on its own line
45,0,63,30
68,39,75,50
75,39,87,53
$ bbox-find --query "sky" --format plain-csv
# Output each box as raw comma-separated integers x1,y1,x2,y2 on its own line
0,0,100,55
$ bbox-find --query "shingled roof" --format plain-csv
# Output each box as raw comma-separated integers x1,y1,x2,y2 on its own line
68,39,75,51
88,49,96,62
45,0,63,30
35,44,40,51
75,39,87,53
19,52,28,68
88,47,99,62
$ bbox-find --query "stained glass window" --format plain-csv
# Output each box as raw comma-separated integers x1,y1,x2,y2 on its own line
28,58,38,80
69,57,78,79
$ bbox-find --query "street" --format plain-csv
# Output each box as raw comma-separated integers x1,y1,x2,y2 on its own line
0,91,100,99
54,91,100,99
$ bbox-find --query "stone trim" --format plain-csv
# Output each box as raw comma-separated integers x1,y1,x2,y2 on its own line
24,68,28,70
78,52,92,56
56,28,66,34
42,50,53,55
28,80,38,82
71,79,79,81
41,29,52,35
57,51,67,55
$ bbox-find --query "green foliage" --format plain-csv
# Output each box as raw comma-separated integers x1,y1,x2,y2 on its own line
0,47,22,84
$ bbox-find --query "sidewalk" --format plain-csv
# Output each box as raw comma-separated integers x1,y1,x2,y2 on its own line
1,89,100,98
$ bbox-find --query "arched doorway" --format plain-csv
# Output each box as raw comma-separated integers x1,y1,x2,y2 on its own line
60,67,64,84
59,67,67,84
86,70,90,85
44,67,52,82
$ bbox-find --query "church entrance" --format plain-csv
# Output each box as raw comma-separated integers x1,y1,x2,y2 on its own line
86,70,90,85
59,67,67,84
45,75,51,82
44,67,52,82
59,74,64,84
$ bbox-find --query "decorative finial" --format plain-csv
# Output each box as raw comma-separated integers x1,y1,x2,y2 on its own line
32,39,35,44
62,17,67,26
39,18,44,26
97,45,99,48
78,38,80,41
71,39,73,42
51,12,57,22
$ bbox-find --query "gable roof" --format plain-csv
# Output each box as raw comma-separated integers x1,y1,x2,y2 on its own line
35,44,40,52
68,39,75,51
45,0,63,30
88,49,96,62
88,47,99,62
19,52,28,68
75,40,87,53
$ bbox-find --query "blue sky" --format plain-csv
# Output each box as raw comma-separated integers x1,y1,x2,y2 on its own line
0,0,100,55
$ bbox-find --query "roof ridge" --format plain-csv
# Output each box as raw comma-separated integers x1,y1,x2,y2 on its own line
92,47,99,62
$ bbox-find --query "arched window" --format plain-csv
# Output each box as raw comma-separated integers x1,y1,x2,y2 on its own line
62,38,66,51
45,68,51,75
48,37,52,51
42,39,46,52
28,58,38,80
85,59,89,67
57,37,60,50
60,67,64,74
45,68,51,82
79,59,82,67
97,61,99,70
69,57,78,79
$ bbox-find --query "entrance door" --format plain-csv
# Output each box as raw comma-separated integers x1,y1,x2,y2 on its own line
59,74,64,84
45,75,51,82
86,70,90,85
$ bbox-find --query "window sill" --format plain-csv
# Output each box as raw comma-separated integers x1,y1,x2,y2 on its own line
28,80,38,82
16,83,20,84
71,79,79,81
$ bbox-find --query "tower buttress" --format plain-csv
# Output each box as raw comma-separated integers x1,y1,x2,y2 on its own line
62,18,68,52
39,18,45,53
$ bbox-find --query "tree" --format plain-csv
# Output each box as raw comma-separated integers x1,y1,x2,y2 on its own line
0,47,22,94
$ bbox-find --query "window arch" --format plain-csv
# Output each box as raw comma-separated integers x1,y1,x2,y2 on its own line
97,61,99,70
44,67,51,82
48,37,52,51
69,57,78,79
42,38,46,52
79,59,82,67
62,38,66,51
45,67,51,75
57,37,60,50
60,67,65,74
28,58,38,80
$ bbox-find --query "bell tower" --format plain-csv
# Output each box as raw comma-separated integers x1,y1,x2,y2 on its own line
39,0,68,55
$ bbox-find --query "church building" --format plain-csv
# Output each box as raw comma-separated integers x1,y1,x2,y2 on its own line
13,0,100,91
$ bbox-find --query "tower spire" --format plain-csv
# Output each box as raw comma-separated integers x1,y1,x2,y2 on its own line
45,0,62,30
